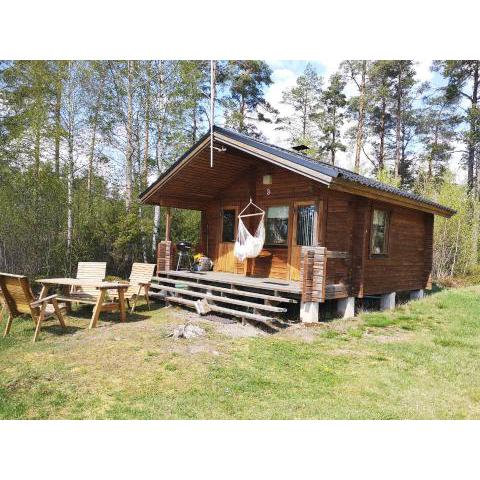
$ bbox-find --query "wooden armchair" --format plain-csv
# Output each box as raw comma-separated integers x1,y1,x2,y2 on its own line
112,263,155,313
0,272,66,343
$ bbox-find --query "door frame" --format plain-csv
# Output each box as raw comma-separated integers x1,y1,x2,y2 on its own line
215,205,239,273
288,199,321,280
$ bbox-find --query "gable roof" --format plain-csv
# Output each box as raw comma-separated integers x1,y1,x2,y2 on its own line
140,125,456,217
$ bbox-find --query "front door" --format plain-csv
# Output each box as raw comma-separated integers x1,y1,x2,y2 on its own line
289,201,319,281
215,207,238,273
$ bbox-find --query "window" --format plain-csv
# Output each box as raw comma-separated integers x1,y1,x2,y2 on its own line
266,206,289,245
370,209,389,255
296,204,316,246
222,209,236,242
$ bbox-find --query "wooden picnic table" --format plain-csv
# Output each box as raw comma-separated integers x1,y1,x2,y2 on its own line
36,278,129,329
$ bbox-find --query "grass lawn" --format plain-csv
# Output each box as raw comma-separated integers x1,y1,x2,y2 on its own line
1,285,480,419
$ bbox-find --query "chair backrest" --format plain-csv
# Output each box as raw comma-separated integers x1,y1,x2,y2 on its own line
129,263,156,286
0,272,35,317
76,262,107,296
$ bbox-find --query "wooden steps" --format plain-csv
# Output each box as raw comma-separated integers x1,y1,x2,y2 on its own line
149,284,287,313
151,276,297,304
156,295,275,324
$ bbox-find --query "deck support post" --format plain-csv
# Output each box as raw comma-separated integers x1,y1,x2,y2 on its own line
380,292,396,310
410,289,424,301
300,301,319,323
336,297,355,319
165,207,171,241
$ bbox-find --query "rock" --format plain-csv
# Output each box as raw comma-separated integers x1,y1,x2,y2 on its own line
171,323,206,339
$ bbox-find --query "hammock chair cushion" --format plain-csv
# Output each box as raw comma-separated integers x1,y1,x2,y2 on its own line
233,200,266,262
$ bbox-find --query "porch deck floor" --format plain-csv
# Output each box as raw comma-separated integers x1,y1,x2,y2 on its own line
157,270,301,295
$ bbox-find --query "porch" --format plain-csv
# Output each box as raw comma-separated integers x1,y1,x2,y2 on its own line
149,257,350,324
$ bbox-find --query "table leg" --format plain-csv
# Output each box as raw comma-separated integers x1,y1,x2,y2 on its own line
62,284,72,313
118,288,126,322
89,289,106,329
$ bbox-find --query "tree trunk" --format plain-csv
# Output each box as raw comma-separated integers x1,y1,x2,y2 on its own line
34,126,41,177
378,98,386,171
331,106,336,165
469,61,479,265
394,67,402,180
152,205,161,255
87,71,105,199
192,103,198,144
54,77,62,176
354,60,366,174
302,95,307,138
67,135,74,271
125,60,134,211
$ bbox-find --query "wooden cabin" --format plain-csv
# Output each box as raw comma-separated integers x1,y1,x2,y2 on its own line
140,126,455,322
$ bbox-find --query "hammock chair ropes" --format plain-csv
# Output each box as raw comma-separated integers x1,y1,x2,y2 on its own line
234,199,266,262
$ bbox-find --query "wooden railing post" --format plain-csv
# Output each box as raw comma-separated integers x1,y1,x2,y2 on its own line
300,246,327,303
299,246,327,322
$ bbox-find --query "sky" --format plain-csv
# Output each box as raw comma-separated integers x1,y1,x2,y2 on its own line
256,60,458,178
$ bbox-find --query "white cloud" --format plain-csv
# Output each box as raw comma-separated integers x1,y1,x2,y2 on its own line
415,60,434,84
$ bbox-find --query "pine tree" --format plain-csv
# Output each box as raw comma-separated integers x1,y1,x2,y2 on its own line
276,63,323,155
219,60,277,138
317,73,347,165
341,60,370,173
417,91,460,184
365,61,396,173
434,60,480,266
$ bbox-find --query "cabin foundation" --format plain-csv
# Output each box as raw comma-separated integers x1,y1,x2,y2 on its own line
410,289,424,300
300,301,319,323
336,296,355,319
380,292,396,310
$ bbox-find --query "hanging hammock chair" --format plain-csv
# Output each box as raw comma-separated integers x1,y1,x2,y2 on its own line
234,199,266,262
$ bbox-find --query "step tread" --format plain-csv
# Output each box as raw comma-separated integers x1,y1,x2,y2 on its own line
151,276,297,303
163,295,274,323
150,285,287,313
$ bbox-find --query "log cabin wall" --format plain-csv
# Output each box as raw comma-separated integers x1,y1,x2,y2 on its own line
201,161,434,296
361,204,434,295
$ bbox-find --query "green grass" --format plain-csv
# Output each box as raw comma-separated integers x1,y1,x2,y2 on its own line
1,286,480,419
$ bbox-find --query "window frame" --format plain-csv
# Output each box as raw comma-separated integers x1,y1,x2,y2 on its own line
369,207,391,258
264,204,290,247
220,207,238,243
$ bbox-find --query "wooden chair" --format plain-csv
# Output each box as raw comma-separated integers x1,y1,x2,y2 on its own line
0,272,66,343
70,262,107,301
112,263,155,313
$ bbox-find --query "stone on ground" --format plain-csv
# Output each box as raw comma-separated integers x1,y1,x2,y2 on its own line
171,323,206,339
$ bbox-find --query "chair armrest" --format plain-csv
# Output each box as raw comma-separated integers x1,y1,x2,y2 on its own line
31,294,58,308
138,281,151,286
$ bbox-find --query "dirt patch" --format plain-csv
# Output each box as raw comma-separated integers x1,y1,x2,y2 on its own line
277,323,323,342
364,328,414,344
169,307,267,338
